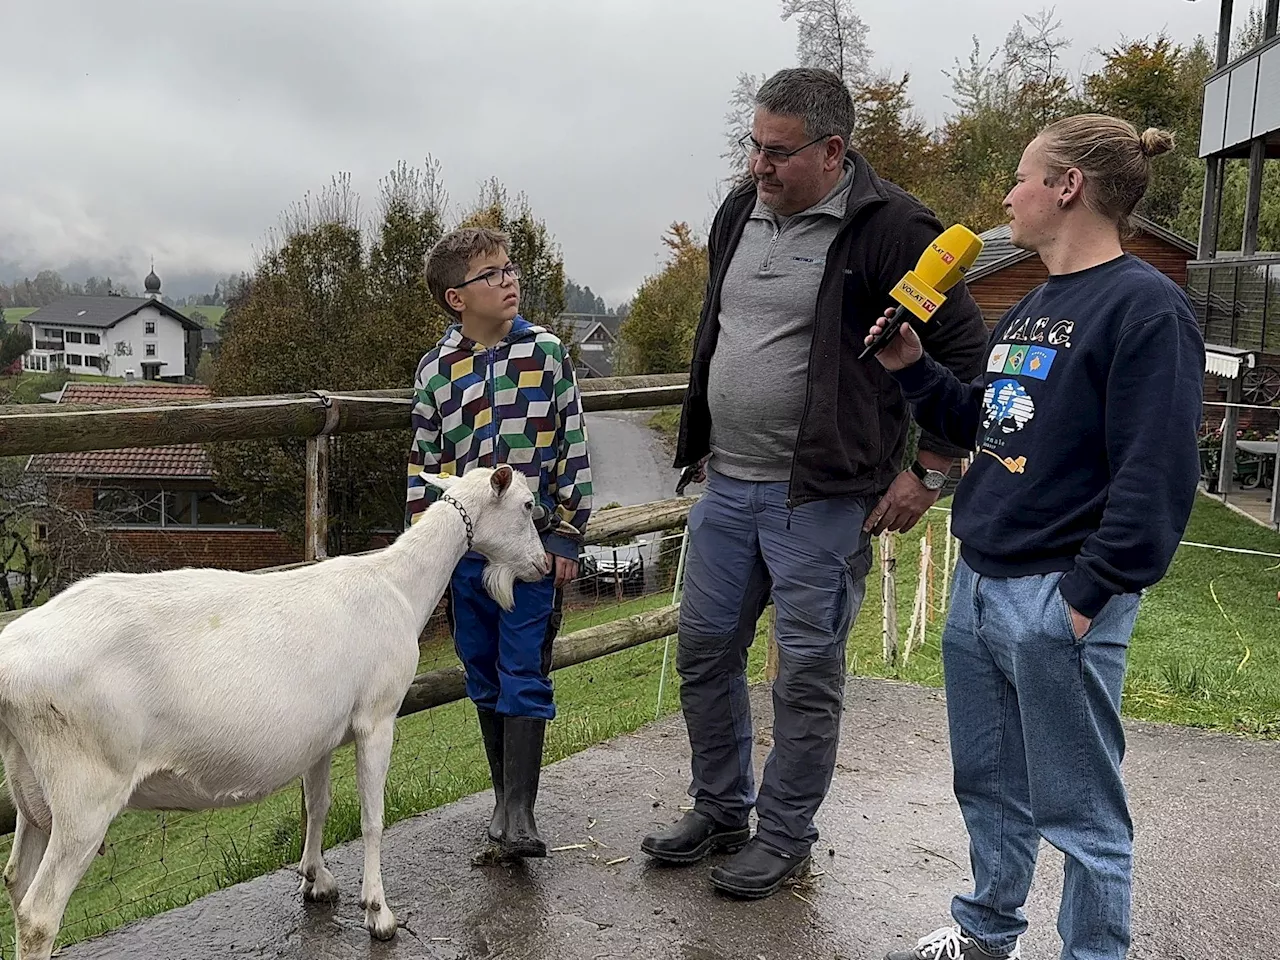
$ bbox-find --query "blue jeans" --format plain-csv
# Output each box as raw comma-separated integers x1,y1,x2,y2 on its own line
944,558,1141,960
676,466,873,856
448,554,561,720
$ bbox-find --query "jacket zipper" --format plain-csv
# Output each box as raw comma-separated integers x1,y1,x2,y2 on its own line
761,221,782,271
485,344,499,467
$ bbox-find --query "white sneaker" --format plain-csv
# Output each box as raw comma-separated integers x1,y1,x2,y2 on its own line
883,925,1021,960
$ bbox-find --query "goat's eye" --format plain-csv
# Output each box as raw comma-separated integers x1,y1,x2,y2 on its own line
524,501,533,512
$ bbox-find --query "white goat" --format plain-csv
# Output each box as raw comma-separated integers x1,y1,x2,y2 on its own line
0,465,547,959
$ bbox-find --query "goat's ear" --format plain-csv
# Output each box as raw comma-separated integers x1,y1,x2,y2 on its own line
490,464,514,497
422,472,458,492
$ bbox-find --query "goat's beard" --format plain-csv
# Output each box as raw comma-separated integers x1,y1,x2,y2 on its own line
483,563,518,612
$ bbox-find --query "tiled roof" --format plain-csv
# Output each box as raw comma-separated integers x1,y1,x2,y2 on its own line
19,296,203,331
28,382,214,479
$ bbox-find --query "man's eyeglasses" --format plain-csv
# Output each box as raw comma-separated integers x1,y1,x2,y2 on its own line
738,133,835,166
455,263,522,289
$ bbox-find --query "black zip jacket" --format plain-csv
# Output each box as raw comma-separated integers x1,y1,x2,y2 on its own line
674,152,989,506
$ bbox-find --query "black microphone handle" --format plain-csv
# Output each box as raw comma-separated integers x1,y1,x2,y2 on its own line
859,303,914,360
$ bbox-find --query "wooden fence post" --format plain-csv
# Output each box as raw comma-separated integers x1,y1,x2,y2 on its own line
304,436,329,562
880,531,898,665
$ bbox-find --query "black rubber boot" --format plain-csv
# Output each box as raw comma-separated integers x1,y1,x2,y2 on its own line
500,717,548,859
476,707,505,842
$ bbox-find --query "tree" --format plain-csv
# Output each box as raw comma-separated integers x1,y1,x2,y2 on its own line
564,279,608,314
722,70,767,178
853,73,933,194
1231,3,1266,62
781,0,871,91
0,325,30,369
1084,34,1214,232
616,223,707,375
211,165,567,553
922,10,1086,231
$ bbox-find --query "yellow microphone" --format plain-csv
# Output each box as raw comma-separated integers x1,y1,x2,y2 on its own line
859,224,984,360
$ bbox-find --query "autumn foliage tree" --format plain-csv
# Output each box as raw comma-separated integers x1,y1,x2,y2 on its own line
616,223,707,375
211,163,569,551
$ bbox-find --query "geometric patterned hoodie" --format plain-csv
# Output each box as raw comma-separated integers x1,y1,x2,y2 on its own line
405,315,593,560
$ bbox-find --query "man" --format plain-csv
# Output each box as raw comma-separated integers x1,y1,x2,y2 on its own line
869,116,1202,960
639,67,988,898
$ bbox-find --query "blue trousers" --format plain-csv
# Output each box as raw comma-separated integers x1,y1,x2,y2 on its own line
448,554,562,720
676,466,873,856
944,559,1141,960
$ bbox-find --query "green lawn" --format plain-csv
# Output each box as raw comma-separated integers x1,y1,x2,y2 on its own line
845,493,1280,737
181,305,225,327
3,308,36,324
0,371,122,404
3,493,1277,951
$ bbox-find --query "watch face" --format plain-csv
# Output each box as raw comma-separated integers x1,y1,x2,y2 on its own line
925,473,946,490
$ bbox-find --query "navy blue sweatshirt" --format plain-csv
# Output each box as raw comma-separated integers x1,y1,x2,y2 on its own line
893,254,1205,618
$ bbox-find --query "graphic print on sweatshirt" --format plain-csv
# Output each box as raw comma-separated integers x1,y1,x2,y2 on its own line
976,315,1076,475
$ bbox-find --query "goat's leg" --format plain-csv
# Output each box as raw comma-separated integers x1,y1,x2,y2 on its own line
354,717,396,941
298,753,337,902
16,782,124,960
4,809,49,921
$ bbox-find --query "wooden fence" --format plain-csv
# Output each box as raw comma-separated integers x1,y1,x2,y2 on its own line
0,373,694,834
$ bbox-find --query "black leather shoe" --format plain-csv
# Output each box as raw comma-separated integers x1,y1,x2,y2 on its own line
709,837,810,899
640,811,750,865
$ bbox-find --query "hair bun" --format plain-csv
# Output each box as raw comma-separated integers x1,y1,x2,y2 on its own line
1139,128,1175,158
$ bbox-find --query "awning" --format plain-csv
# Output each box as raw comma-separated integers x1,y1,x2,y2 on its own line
1204,343,1257,379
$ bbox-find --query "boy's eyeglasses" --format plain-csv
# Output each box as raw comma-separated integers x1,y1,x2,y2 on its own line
738,133,835,166
454,264,522,289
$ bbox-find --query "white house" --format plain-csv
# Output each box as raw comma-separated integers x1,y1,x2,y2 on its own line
20,269,203,380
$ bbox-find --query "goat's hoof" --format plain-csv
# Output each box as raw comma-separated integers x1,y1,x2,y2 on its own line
299,865,338,903
365,904,397,941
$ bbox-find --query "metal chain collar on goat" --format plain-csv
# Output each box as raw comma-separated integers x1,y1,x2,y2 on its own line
439,494,475,550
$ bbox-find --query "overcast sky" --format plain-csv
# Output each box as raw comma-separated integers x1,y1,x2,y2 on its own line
1,0,1223,305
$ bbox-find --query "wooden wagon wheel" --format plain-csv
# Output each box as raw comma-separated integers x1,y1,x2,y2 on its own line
1242,365,1280,405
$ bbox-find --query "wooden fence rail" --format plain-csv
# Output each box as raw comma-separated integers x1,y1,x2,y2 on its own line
0,374,689,457
0,373,695,835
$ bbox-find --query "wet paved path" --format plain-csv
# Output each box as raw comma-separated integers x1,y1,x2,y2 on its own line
65,677,1279,959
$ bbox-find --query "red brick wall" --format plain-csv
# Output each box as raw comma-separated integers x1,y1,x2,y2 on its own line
106,529,302,572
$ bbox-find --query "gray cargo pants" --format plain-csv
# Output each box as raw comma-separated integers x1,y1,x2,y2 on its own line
677,465,873,857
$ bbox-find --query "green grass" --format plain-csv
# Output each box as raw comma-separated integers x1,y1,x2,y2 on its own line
181,305,225,327
3,308,36,325
0,372,123,404
845,493,1280,737
4,494,1277,951
649,407,680,443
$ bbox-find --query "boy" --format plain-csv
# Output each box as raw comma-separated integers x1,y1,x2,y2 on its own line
407,226,592,859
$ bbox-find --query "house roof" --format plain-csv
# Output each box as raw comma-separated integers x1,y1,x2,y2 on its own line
20,296,204,332
27,382,214,480
965,215,1197,284
561,313,622,342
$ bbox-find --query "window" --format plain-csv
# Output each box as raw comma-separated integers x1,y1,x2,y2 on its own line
66,354,83,366
193,491,251,526
40,327,62,339
64,331,82,343
84,332,101,345
145,321,156,335
84,355,102,369
145,344,156,357
33,523,48,543
94,488,164,526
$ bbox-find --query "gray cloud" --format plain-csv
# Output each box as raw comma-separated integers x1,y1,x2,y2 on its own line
1,0,1219,304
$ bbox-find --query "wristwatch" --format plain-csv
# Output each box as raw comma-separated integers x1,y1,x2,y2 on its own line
910,460,948,491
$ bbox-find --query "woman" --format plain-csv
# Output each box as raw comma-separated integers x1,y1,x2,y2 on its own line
871,116,1205,960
